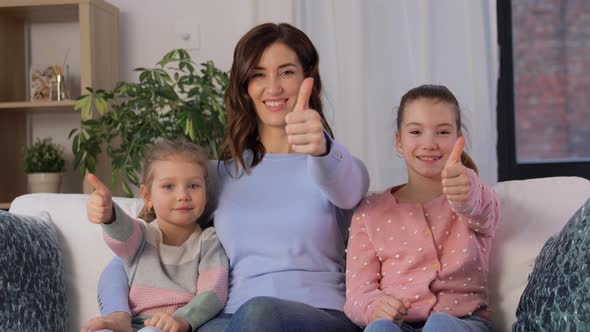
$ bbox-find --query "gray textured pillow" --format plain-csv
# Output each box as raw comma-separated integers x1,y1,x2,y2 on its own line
513,198,590,331
0,210,67,331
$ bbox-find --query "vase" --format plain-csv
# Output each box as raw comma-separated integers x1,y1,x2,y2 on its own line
27,173,62,193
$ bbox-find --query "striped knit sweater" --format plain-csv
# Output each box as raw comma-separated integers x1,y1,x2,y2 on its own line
101,203,229,330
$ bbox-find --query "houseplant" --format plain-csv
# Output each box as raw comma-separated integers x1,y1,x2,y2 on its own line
69,49,228,196
24,137,66,193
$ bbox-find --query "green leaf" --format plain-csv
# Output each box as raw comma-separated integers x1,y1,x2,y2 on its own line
94,96,109,115
68,128,78,139
155,86,179,100
75,96,93,120
122,180,133,198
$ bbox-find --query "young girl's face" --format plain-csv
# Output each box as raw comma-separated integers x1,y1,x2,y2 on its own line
142,156,206,230
247,42,305,133
396,98,460,180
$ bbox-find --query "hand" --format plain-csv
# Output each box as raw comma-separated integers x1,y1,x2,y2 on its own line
285,77,328,156
80,312,132,332
86,173,114,224
441,136,470,202
370,295,411,326
144,312,191,332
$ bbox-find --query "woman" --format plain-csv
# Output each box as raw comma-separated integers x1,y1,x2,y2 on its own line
82,23,369,332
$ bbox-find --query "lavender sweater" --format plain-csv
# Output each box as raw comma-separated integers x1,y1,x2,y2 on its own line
211,141,369,313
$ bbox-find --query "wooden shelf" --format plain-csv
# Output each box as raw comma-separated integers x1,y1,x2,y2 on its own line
0,1,119,23
0,202,10,210
0,0,119,206
0,100,76,112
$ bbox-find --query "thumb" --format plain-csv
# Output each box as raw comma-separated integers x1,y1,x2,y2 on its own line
86,173,110,198
293,77,313,112
401,298,412,310
445,136,465,168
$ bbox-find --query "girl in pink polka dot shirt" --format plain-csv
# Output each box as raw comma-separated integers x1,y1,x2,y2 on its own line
344,85,499,332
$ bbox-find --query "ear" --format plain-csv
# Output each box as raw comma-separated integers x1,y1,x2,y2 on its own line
395,131,402,154
140,184,151,209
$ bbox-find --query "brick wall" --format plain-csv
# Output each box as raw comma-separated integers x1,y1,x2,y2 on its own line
512,0,590,161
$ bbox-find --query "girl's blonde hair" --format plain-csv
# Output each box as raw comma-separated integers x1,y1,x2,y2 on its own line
396,84,479,174
137,139,210,222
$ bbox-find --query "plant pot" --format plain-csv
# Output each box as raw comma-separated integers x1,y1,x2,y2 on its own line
27,173,62,193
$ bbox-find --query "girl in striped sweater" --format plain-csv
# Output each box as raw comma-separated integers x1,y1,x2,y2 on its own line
83,139,228,332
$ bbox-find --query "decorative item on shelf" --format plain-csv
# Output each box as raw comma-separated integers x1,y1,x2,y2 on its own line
30,64,70,102
50,64,70,101
30,49,71,102
69,49,229,197
24,138,66,193
30,64,53,101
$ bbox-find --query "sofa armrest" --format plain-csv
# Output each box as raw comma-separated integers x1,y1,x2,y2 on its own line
489,176,590,332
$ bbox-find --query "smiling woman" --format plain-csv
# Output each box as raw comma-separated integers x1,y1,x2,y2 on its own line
85,23,369,332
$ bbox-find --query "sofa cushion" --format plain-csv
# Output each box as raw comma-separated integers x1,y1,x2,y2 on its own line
9,193,144,331
0,210,67,331
512,197,590,331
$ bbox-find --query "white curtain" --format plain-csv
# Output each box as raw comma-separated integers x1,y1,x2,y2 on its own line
299,0,499,191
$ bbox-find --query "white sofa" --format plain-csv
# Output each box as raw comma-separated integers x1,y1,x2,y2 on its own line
8,176,590,332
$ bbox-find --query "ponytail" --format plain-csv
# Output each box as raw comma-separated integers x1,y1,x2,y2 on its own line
138,206,156,223
460,151,479,175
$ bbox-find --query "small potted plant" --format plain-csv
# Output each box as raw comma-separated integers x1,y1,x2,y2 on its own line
24,137,66,193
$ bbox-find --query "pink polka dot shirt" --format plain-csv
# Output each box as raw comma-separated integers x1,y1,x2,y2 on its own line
344,170,499,327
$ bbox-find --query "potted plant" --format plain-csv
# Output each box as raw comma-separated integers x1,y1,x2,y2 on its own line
69,49,228,196
24,137,66,193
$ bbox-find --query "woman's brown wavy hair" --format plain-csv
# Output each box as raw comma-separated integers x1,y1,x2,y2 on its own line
396,84,479,174
219,23,334,176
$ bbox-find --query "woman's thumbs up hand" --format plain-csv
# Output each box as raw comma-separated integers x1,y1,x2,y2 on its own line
285,77,328,156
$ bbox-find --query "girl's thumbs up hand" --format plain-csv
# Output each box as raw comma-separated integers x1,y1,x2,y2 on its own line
441,136,470,202
285,77,327,156
86,173,114,224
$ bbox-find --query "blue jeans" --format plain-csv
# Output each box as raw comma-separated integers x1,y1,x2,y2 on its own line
197,297,361,332
98,257,131,316
99,258,360,332
364,313,491,332
95,327,163,332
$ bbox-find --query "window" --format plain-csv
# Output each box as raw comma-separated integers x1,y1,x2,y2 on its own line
497,0,590,181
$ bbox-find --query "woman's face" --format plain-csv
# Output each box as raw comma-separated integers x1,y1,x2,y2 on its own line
247,42,305,133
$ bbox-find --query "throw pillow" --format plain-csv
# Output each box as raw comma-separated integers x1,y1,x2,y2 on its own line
0,210,67,331
513,198,590,331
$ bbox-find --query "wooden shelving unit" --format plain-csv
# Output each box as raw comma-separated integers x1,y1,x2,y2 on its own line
0,100,76,111
0,0,119,209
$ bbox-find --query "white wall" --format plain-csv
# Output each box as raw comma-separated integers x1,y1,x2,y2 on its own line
110,0,291,80
30,0,498,194
31,0,299,193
